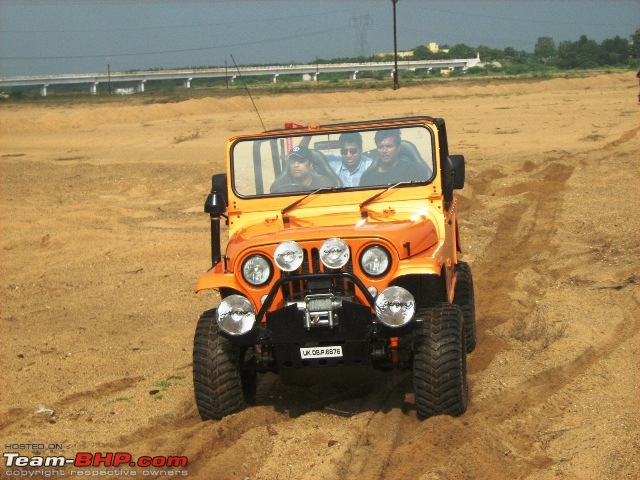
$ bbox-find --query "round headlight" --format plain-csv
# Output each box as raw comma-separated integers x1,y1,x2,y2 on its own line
320,237,350,269
274,241,304,272
375,286,415,328
360,245,391,277
216,295,256,336
242,254,272,286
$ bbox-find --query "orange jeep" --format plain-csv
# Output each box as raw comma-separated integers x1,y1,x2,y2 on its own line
193,117,475,420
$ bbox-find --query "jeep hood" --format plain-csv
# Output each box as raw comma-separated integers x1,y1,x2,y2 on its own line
226,211,439,261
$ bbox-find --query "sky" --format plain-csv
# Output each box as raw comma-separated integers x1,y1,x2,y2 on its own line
0,0,638,77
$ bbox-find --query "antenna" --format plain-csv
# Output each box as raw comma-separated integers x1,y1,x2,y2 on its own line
230,54,267,132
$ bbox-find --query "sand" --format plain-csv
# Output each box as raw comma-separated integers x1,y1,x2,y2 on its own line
1,72,639,479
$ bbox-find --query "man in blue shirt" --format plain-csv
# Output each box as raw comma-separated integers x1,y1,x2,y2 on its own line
324,132,373,187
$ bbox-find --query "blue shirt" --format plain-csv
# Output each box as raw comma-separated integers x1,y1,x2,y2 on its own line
326,153,373,187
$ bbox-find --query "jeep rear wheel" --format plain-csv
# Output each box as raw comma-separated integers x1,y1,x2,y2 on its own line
193,309,255,420
413,304,468,420
454,261,477,353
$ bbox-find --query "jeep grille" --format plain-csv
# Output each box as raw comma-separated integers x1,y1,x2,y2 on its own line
280,247,355,299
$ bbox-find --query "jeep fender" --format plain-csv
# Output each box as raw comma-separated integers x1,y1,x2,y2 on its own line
195,267,252,299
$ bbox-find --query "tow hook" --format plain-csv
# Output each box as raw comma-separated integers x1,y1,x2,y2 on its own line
390,337,399,365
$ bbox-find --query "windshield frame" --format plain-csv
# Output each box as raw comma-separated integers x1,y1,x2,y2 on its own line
229,123,437,200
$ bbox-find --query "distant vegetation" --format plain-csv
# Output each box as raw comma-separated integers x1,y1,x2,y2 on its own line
169,29,640,82
3,30,638,100
313,29,640,75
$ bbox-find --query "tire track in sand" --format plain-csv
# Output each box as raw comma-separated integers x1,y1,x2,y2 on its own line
379,141,639,479
380,290,639,480
467,161,574,371
295,160,580,480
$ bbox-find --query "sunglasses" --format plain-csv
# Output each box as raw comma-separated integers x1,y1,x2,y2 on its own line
340,147,359,155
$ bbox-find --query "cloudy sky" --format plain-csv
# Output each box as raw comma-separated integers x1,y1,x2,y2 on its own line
0,0,638,77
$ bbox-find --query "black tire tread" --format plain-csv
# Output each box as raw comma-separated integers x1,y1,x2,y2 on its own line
413,303,468,420
453,261,477,353
193,309,246,420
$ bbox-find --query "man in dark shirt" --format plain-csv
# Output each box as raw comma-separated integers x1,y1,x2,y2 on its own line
359,129,415,187
270,146,335,193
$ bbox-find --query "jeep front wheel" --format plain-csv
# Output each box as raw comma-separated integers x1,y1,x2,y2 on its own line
193,309,254,420
413,303,468,420
453,261,477,353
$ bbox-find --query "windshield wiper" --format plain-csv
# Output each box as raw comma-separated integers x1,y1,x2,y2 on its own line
281,186,341,218
359,181,418,211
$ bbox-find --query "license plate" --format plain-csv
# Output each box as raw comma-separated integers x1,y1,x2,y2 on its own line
300,346,343,359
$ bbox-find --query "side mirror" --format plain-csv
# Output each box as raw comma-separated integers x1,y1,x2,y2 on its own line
448,155,465,190
212,173,228,207
442,155,465,211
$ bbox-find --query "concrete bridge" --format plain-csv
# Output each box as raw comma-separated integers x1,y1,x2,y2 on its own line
0,56,480,96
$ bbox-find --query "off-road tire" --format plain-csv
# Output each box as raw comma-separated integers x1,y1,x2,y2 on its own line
413,303,468,420
193,309,253,420
453,261,477,353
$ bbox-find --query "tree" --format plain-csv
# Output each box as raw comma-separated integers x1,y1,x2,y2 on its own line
502,47,531,64
629,29,640,59
412,44,436,60
600,36,630,65
534,37,556,61
556,35,601,69
448,43,476,58
477,45,503,62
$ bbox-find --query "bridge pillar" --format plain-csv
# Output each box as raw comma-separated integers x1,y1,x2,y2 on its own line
40,84,48,97
89,82,98,95
272,74,279,83
351,70,359,80
183,78,192,89
230,75,236,84
137,80,146,93
389,70,395,78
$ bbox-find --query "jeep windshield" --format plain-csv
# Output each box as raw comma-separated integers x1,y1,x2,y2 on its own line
231,125,435,198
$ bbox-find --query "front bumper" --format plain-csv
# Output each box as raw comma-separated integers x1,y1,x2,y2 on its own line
217,271,418,379
266,302,374,370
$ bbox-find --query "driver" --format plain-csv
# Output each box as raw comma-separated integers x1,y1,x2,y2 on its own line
270,146,335,193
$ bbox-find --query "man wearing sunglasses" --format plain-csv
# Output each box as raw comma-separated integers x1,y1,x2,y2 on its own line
324,132,373,188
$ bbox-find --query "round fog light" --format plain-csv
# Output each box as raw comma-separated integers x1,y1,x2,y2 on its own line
320,237,350,269
274,241,304,272
216,295,256,335
375,286,415,327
